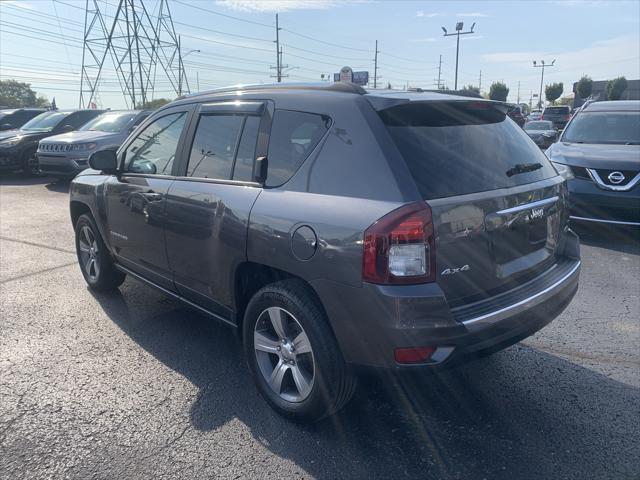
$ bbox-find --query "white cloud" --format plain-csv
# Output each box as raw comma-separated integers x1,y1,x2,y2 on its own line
456,12,489,17
216,0,340,11
1,1,36,9
480,35,640,87
408,37,437,43
416,10,439,17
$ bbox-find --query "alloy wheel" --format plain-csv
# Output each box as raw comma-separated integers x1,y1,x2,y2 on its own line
78,225,100,282
254,306,315,403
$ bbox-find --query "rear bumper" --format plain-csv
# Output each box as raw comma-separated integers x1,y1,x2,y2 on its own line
567,177,640,226
313,231,580,370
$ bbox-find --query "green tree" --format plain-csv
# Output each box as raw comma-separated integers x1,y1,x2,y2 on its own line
0,80,38,108
545,82,564,105
606,76,628,100
462,84,480,94
138,98,171,110
35,96,50,108
576,75,593,99
489,82,509,102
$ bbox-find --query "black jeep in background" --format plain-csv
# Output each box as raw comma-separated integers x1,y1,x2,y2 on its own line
0,109,104,176
0,108,47,131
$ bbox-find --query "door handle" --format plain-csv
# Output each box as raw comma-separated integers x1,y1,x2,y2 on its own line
142,192,163,202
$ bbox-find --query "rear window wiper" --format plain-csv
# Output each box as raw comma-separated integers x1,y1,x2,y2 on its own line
506,162,543,177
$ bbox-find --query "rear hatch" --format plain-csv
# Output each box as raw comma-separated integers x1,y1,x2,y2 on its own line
378,99,566,306
543,106,570,124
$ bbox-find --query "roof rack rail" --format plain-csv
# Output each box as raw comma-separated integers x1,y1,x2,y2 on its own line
184,82,366,99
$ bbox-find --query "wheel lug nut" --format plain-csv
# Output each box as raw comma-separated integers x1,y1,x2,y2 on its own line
276,346,281,351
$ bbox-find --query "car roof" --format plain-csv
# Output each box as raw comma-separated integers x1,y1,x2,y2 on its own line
177,82,499,111
583,100,640,112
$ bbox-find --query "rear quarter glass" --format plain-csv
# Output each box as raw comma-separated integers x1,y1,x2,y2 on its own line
380,101,557,199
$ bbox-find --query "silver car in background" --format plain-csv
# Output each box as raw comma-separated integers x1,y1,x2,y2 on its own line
38,110,150,178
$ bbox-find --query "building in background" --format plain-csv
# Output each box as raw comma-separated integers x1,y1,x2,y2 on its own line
573,79,640,108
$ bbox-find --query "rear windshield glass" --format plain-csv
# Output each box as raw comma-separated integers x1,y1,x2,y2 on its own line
544,107,570,114
380,101,557,199
562,111,640,145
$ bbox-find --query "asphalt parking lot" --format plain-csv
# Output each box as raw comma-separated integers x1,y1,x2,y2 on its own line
1,175,638,480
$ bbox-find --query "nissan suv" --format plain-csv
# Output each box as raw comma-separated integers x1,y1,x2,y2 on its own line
69,83,581,421
546,100,640,226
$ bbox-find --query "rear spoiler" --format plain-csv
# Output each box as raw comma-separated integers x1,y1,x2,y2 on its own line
365,93,509,114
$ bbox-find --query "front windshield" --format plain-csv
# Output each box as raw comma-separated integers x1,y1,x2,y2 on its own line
562,111,640,145
20,111,70,132
525,121,553,130
80,112,137,133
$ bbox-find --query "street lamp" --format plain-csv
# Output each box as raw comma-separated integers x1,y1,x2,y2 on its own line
178,35,201,95
533,59,556,109
442,21,476,90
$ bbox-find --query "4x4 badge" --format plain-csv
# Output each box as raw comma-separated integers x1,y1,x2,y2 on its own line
441,264,471,276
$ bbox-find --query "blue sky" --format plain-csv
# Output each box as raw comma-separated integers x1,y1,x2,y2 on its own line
1,0,638,109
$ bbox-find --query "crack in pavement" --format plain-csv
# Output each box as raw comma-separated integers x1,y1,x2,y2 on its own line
0,261,77,284
0,236,75,255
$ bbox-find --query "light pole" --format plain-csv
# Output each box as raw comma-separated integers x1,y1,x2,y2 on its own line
533,59,555,109
442,22,476,90
178,44,201,95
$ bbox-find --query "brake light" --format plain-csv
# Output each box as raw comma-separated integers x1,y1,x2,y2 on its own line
564,114,571,121
540,114,544,120
363,202,436,284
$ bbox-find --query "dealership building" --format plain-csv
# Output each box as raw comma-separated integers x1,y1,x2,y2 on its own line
573,78,640,107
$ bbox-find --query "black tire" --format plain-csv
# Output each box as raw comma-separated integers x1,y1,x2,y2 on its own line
21,148,40,177
243,279,356,422
74,213,126,291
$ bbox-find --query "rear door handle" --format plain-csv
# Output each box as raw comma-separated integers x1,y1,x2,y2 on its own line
142,192,163,202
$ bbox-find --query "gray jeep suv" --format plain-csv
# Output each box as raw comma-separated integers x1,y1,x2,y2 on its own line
69,83,581,421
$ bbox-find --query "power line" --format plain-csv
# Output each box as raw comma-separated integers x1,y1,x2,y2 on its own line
171,0,273,28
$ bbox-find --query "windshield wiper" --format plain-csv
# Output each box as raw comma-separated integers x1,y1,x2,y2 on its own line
506,162,543,177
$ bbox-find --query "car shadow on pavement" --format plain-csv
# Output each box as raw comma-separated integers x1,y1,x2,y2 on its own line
0,173,54,186
573,223,640,255
44,179,71,193
91,284,640,479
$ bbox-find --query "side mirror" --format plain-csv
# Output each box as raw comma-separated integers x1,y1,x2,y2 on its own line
254,156,268,184
61,124,75,133
89,149,118,174
0,123,14,131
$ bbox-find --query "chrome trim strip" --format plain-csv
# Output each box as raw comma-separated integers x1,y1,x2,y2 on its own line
461,260,580,330
586,168,640,192
570,215,640,226
495,196,559,215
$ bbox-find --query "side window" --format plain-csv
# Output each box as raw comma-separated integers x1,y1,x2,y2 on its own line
186,115,244,179
125,111,187,175
266,110,329,187
233,116,261,182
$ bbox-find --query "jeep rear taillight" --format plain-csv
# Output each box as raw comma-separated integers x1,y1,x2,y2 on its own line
363,202,436,285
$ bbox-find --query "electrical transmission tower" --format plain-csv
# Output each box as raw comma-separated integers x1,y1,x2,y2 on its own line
79,0,185,109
